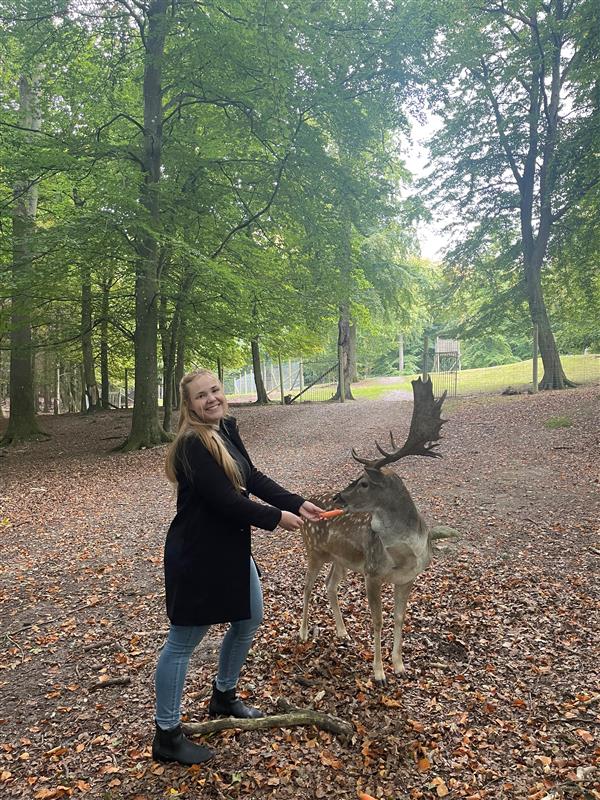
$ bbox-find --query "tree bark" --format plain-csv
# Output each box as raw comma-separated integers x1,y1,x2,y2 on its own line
122,0,170,449
333,304,354,401
174,317,186,410
523,262,574,389
100,277,110,409
81,261,100,412
348,322,358,382
183,699,352,743
160,265,194,432
251,338,269,404
2,74,47,445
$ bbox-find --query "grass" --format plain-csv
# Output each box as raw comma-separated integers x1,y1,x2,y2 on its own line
352,381,412,400
544,415,573,429
351,354,600,401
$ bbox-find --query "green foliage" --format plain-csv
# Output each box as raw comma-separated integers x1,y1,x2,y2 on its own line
461,335,520,369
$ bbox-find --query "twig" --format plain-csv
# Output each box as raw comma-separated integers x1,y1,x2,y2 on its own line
183,698,353,742
5,633,24,662
6,600,104,636
83,639,114,652
88,676,131,692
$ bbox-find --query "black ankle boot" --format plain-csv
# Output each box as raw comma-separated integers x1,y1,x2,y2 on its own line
152,722,214,765
208,680,265,719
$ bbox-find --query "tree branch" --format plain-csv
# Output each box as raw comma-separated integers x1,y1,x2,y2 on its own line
183,698,353,742
472,60,523,188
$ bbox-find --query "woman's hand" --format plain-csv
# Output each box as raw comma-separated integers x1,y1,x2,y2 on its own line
279,510,304,531
299,501,325,521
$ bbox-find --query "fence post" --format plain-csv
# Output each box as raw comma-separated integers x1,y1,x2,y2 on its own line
398,333,404,373
278,354,285,405
422,334,429,380
338,345,345,403
125,368,129,409
532,323,539,393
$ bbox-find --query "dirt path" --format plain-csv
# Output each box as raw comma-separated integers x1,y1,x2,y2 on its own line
0,387,598,799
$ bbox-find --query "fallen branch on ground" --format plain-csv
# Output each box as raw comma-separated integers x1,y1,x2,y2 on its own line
183,698,353,742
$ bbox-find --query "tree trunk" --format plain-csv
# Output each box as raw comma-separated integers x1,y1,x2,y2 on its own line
523,262,574,389
174,317,186,411
348,322,358,382
160,266,194,431
158,268,173,432
2,74,47,445
251,339,269,404
81,261,100,412
122,0,170,450
517,13,573,391
100,277,110,409
333,305,354,401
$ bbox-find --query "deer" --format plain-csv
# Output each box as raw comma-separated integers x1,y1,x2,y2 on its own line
299,377,457,683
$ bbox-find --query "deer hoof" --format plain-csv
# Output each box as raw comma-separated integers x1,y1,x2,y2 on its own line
298,628,309,643
374,677,386,687
393,662,406,675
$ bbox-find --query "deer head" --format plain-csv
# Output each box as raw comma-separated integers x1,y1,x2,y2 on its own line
335,377,447,519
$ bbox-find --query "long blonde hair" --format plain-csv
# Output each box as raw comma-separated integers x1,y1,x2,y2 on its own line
165,369,244,491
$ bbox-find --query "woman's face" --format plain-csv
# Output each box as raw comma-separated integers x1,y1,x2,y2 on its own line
188,373,226,424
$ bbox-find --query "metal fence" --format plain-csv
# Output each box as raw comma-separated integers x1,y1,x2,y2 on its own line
428,353,600,398
223,358,304,401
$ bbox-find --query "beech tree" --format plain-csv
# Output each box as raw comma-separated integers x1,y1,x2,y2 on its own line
423,0,600,388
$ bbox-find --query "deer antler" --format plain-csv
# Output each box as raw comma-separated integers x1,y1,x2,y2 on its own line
351,377,447,469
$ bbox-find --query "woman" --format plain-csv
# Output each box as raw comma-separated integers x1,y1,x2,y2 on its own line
153,369,323,765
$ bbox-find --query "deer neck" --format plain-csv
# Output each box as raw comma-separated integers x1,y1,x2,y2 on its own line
369,480,422,537
369,496,430,579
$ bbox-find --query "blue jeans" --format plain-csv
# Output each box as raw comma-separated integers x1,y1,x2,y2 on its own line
154,558,264,729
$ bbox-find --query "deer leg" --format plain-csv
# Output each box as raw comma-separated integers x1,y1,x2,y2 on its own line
299,557,324,642
325,562,349,639
365,576,385,684
392,581,414,675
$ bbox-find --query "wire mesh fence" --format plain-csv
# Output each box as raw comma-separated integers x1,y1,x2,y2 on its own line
429,353,600,398
285,362,339,403
1,351,597,416
224,357,340,404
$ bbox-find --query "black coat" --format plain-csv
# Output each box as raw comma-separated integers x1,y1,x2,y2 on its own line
163,416,304,625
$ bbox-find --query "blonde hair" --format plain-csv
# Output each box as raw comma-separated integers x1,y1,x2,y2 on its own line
165,369,244,491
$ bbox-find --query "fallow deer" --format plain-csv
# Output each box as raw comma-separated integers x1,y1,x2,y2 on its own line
299,377,456,683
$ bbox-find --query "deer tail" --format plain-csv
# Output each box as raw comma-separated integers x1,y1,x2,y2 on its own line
429,525,460,541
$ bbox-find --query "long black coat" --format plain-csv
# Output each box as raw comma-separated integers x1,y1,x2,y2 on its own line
164,416,304,626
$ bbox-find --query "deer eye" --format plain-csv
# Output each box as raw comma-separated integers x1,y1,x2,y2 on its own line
359,480,369,488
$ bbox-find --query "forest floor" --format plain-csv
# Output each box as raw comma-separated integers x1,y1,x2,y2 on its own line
0,385,599,800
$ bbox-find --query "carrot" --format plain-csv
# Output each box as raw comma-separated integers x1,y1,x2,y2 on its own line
319,508,345,519
357,793,378,800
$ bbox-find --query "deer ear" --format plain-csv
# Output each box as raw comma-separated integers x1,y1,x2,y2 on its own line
365,466,385,483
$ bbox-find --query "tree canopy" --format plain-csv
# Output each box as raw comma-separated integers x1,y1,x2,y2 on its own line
1,0,597,445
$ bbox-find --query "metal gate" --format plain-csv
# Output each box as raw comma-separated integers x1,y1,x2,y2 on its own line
432,338,460,398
